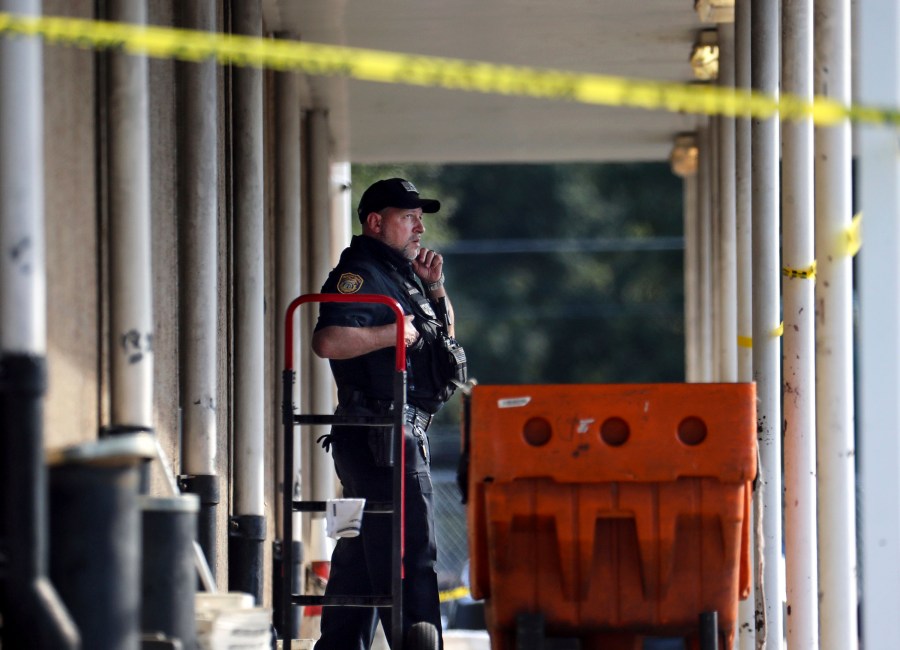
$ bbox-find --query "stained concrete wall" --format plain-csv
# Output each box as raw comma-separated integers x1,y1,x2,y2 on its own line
39,0,299,606
43,0,99,448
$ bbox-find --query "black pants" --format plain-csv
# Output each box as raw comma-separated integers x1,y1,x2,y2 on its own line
314,416,443,650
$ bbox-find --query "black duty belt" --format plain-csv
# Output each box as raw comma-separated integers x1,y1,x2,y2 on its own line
338,389,433,432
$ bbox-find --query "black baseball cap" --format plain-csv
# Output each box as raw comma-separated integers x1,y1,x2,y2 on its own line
356,178,441,222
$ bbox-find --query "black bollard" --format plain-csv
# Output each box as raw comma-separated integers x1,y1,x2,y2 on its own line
48,434,155,650
140,494,199,648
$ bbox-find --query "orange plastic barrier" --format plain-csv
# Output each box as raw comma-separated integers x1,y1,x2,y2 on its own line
465,383,757,650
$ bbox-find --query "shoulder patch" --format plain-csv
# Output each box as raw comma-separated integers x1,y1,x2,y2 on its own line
337,272,364,294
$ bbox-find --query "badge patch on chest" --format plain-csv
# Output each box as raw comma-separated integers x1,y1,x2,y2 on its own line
337,273,364,294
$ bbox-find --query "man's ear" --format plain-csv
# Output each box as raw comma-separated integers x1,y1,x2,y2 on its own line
365,211,382,233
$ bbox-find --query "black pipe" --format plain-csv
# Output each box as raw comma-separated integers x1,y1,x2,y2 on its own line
228,513,265,604
99,424,154,493
0,352,80,649
273,539,303,639
699,610,719,650
140,495,198,648
178,473,220,580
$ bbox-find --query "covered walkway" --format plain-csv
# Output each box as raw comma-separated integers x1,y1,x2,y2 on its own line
1,1,899,648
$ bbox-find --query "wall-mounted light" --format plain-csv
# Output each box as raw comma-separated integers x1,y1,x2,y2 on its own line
670,133,699,177
695,0,735,23
690,29,719,81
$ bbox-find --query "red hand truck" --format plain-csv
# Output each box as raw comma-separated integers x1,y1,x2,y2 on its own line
280,293,427,649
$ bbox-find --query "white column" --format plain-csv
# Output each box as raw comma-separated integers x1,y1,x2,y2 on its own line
0,0,44,354
177,0,218,477
108,0,153,429
682,167,700,382
274,59,302,539
232,0,265,519
734,2,755,646
781,0,819,647
709,116,722,379
735,0,753,385
814,1,859,647
308,109,336,505
330,162,352,268
751,0,783,645
858,2,900,647
717,23,738,384
697,122,714,382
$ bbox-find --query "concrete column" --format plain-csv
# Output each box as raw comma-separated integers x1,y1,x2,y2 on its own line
0,0,45,354
108,0,154,431
274,55,303,540
305,110,337,576
229,0,265,604
273,50,303,636
858,2,900,647
751,0,783,645
781,0,819,647
734,2,755,646
814,1,859,647
307,109,336,507
175,0,220,575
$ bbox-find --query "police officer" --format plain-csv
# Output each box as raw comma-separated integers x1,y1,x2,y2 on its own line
311,178,458,649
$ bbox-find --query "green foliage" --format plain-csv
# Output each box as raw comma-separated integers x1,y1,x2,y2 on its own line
351,162,686,425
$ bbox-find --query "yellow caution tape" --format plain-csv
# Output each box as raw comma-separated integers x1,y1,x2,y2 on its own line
0,12,899,126
782,260,817,280
841,212,863,257
737,323,782,348
439,585,471,603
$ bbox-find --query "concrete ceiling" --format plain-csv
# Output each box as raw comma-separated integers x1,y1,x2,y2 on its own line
262,0,709,164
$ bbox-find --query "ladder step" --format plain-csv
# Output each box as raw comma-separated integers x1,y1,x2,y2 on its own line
293,414,394,427
291,594,393,607
292,500,394,513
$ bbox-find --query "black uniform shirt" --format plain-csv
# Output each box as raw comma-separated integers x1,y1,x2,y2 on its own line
315,234,443,412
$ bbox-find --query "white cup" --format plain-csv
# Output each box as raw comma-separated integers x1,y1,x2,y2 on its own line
326,498,366,539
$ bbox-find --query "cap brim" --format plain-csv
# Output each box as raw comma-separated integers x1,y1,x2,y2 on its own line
393,197,440,213
418,198,440,213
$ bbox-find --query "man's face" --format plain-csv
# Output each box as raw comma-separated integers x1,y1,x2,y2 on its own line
374,206,425,259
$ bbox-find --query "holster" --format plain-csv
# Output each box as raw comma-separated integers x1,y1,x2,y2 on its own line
368,429,393,468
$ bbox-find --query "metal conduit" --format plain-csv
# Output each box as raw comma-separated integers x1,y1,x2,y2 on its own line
781,0,819,647
0,2,79,644
716,23,737,385
229,0,265,604
107,0,154,437
175,0,220,578
733,2,755,647
751,0,784,644
814,0,859,647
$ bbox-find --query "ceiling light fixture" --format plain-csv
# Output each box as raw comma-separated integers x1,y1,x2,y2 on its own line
695,0,735,23
670,133,699,177
690,29,719,81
